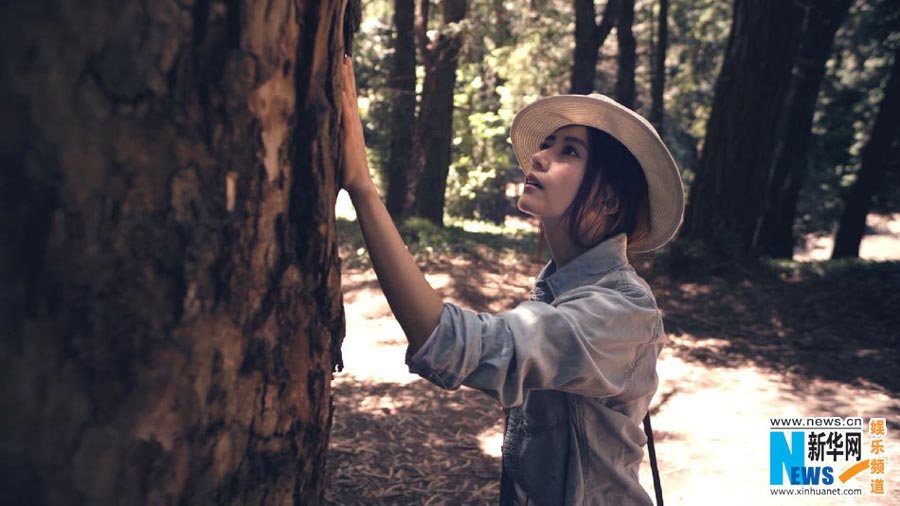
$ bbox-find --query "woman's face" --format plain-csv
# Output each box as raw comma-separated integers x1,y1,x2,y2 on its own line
517,125,590,220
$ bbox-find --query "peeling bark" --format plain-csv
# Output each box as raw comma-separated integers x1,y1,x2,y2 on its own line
0,0,355,504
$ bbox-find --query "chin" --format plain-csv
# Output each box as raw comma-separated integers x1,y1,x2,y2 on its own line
517,199,538,218
518,199,564,221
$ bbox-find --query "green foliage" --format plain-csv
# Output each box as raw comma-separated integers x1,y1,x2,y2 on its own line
664,0,732,184
800,0,899,235
350,3,395,190
446,61,515,222
337,216,540,269
351,0,897,244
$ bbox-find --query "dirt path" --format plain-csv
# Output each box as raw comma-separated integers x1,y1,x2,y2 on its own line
326,252,899,505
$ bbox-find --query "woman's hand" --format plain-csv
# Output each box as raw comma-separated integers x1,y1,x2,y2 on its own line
338,60,443,352
341,56,376,197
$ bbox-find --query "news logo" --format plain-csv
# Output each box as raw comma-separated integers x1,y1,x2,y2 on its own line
769,417,888,498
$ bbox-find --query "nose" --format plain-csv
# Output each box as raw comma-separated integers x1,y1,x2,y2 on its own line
531,148,548,172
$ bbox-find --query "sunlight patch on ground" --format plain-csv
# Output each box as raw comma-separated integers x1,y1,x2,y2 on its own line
794,212,900,261
352,391,424,416
641,347,900,505
337,308,420,385
338,247,899,504
477,427,504,459
666,333,730,352
336,189,356,221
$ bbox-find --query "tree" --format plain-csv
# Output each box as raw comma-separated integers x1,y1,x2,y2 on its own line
571,0,621,94
681,0,804,252
649,0,669,131
832,46,900,258
412,0,468,226
615,0,637,109
384,0,418,219
754,0,853,257
0,0,354,503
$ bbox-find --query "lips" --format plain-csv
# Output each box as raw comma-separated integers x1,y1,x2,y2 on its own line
524,174,543,189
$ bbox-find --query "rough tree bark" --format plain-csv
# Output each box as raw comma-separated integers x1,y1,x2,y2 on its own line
649,0,668,130
680,0,804,252
413,0,468,226
832,47,900,258
615,0,637,109
571,0,620,95
0,0,355,504
753,0,853,258
384,0,418,220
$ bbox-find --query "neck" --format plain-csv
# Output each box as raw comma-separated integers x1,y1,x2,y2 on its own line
540,217,589,269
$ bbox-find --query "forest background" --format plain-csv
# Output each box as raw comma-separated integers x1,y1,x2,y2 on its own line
328,0,900,503
2,0,898,504
345,0,898,265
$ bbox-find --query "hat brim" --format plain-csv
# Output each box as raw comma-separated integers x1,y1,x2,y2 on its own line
510,94,685,253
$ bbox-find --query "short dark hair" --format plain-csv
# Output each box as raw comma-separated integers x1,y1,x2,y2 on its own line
565,127,650,249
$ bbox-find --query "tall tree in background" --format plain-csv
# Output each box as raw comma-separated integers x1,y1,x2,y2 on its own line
649,0,669,130
754,0,853,257
492,0,513,43
615,0,637,108
832,47,900,258
384,0,418,219
413,0,468,226
0,0,354,503
681,0,804,252
571,0,621,94
477,0,515,224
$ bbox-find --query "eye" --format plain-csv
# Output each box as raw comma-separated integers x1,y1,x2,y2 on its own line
539,142,550,150
563,145,580,157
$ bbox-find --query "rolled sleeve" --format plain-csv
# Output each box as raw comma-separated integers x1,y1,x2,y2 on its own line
405,284,662,407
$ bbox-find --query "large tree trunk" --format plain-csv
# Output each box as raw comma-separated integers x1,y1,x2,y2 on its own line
384,0,418,220
571,0,620,94
649,0,668,130
0,1,352,504
832,48,900,258
413,0,468,226
681,0,804,252
754,0,852,258
614,0,636,109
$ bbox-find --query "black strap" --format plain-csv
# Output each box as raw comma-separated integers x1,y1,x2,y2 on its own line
643,412,663,506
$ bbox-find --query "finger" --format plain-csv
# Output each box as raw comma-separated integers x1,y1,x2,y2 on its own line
342,61,356,103
341,66,354,104
345,56,357,90
342,58,351,91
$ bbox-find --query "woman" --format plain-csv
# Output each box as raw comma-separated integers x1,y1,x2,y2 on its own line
340,56,684,505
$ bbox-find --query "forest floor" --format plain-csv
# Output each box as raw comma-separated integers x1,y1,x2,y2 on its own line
325,201,900,505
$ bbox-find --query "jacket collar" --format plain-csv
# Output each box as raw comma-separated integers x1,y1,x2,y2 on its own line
535,233,629,299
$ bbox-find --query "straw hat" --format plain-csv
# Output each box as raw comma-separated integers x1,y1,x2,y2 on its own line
510,94,685,253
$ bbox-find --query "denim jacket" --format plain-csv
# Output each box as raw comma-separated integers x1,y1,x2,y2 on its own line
406,233,664,505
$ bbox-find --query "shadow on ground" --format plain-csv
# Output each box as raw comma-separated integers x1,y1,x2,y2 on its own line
331,223,900,503
325,377,504,505
649,261,900,400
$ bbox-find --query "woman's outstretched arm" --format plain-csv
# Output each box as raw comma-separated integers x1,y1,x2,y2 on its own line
340,56,444,353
